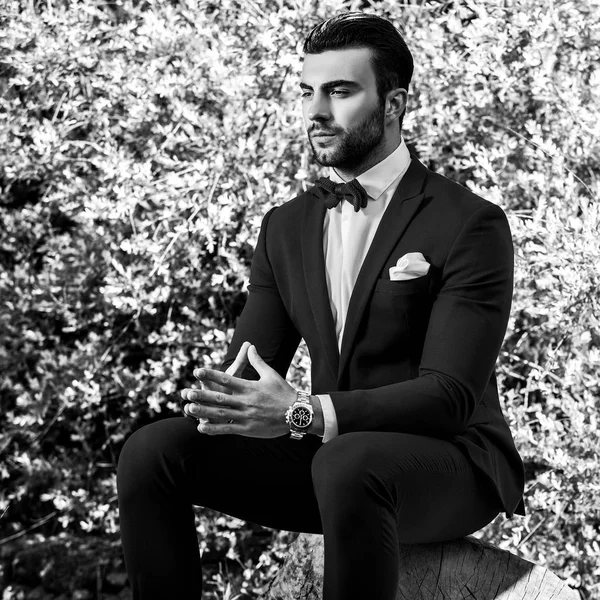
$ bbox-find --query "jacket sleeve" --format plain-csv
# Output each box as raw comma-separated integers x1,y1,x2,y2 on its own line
221,207,301,380
329,203,514,437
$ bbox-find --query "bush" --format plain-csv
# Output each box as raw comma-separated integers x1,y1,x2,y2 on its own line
0,0,598,597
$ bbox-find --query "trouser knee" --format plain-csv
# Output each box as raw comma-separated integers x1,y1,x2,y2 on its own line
311,432,393,511
117,417,197,500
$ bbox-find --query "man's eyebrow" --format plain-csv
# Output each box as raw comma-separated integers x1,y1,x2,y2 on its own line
299,80,361,90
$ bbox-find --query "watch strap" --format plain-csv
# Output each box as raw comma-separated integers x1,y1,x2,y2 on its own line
286,390,314,440
296,390,311,405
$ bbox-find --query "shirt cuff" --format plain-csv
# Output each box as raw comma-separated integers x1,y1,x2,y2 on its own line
316,394,339,443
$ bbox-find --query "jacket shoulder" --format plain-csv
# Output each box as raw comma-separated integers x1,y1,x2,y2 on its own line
423,167,508,223
282,187,319,210
266,187,320,226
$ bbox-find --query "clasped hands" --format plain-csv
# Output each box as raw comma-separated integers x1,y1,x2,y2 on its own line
181,342,297,438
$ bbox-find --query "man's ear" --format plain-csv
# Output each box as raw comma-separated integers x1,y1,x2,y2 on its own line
385,88,408,124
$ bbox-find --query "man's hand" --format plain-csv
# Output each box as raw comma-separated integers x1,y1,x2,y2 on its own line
181,344,296,438
181,341,250,424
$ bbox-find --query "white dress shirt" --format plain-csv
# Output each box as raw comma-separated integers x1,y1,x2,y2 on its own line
315,138,412,442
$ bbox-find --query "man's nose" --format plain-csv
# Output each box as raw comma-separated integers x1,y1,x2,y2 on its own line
307,93,331,121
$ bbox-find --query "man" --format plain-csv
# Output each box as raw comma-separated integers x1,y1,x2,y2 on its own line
117,12,525,600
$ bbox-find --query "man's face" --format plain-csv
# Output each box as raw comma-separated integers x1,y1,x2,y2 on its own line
301,47,385,172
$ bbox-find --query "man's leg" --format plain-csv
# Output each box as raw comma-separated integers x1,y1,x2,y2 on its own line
311,431,502,600
117,417,322,600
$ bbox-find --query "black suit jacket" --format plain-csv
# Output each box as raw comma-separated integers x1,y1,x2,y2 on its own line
223,157,525,517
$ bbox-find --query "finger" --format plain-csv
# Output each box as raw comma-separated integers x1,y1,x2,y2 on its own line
246,344,271,378
192,342,250,382
192,342,250,383
181,388,208,403
181,387,242,407
187,401,238,422
225,341,252,377
197,420,245,436
180,393,201,416
193,368,247,393
180,401,195,418
180,384,203,400
200,380,229,394
180,388,200,401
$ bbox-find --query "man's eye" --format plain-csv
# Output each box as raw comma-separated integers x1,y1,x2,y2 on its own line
330,90,348,96
301,91,313,98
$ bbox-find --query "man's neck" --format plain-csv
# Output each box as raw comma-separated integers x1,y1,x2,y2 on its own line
335,133,402,181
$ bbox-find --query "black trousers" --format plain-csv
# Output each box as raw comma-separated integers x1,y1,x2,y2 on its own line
117,417,502,600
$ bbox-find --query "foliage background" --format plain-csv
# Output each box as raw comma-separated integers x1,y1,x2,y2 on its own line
0,0,599,598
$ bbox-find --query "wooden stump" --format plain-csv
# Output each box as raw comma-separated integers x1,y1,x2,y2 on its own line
261,533,579,600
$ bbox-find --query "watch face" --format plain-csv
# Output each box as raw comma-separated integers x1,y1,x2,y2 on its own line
291,406,312,429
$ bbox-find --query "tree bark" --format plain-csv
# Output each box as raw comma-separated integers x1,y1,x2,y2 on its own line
261,533,579,600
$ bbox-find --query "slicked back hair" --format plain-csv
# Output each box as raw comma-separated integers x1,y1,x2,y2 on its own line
303,12,414,102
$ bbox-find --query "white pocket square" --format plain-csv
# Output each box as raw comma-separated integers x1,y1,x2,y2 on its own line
389,252,430,281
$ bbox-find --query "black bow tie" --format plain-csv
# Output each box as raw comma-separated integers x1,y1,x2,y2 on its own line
313,177,369,212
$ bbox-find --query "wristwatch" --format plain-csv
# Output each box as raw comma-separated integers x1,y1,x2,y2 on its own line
285,390,314,440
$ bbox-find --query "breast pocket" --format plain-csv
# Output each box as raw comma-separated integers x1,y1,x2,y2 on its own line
369,275,433,369
374,274,430,296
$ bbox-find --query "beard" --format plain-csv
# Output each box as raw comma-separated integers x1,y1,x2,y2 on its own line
308,100,386,172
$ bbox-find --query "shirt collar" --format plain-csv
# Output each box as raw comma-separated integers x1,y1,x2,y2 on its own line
329,138,411,201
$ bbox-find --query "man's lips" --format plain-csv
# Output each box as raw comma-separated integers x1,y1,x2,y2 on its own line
310,132,337,141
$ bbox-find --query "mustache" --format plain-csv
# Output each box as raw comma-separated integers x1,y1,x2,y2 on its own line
308,126,341,136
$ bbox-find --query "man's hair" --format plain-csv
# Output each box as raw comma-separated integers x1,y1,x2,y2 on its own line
303,12,414,100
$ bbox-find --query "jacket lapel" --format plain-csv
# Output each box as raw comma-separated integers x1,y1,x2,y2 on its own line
301,193,340,380
338,157,429,381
